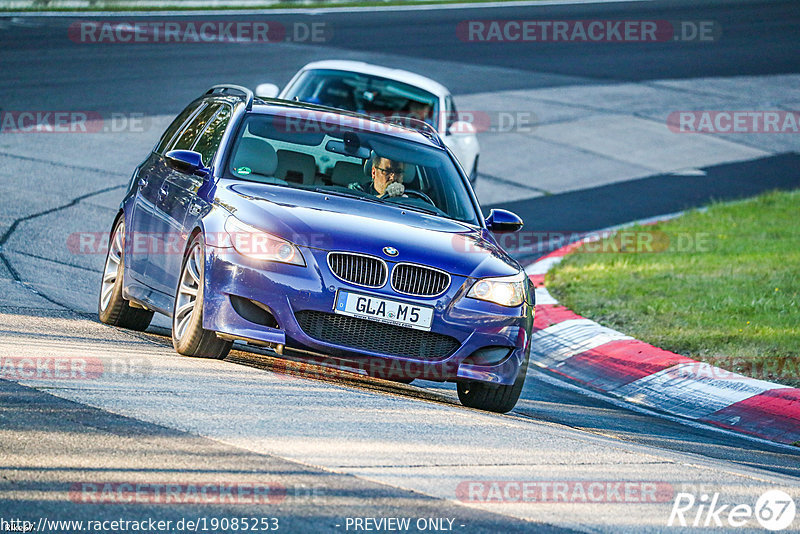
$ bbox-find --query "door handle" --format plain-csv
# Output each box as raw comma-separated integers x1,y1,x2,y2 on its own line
158,185,168,200
138,176,148,188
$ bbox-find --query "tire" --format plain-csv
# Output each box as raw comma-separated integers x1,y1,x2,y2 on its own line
171,233,231,359
457,351,528,413
98,218,154,331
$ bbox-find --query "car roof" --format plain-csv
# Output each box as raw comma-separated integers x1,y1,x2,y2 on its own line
247,98,444,149
296,60,450,98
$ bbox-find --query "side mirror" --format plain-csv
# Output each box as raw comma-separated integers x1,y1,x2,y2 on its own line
485,209,523,233
165,150,207,176
447,120,476,136
255,83,280,99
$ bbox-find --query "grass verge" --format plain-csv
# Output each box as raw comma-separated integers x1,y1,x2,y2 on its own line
547,189,800,388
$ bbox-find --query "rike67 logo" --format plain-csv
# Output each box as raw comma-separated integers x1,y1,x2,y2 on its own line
668,489,796,531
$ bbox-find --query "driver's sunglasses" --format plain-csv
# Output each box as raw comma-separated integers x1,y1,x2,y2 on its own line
375,166,404,178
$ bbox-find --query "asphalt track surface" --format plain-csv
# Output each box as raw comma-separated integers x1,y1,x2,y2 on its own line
3,0,800,113
1,0,800,532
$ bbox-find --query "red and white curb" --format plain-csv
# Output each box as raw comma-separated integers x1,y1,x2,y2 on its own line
526,241,800,446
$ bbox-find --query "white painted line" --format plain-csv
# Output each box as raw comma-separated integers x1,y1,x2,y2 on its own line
525,255,562,276
611,362,790,420
0,0,652,17
530,369,800,455
670,168,707,177
530,318,632,365
534,287,558,305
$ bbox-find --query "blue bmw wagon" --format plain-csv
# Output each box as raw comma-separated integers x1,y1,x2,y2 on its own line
99,85,533,412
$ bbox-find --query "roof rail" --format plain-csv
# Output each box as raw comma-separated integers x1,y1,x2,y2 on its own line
386,116,445,148
204,84,254,111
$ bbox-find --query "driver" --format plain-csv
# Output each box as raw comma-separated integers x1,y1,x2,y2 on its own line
348,154,405,198
406,100,433,126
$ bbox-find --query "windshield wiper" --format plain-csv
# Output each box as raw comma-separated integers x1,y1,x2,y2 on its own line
391,202,440,216
314,188,444,217
313,188,385,205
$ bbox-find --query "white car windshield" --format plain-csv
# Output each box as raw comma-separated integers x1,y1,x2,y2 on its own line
284,69,440,129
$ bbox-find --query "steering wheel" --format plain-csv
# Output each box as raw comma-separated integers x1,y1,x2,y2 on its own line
402,189,435,206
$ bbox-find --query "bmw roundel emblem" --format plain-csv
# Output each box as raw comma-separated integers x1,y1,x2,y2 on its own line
383,246,399,257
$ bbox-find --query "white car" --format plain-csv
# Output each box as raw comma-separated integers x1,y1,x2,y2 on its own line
256,60,480,182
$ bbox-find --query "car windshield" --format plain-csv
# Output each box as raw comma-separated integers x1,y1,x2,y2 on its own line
284,69,440,129
224,113,478,224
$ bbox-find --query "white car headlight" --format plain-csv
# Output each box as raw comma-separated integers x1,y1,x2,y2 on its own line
224,216,305,266
467,271,526,307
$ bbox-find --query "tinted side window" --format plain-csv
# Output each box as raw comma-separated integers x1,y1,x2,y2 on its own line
445,96,457,131
191,105,232,167
155,102,203,154
172,104,221,152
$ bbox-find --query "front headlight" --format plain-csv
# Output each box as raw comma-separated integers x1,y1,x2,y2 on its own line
467,271,526,307
224,216,305,266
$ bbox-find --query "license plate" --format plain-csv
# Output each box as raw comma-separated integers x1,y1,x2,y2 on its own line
334,290,434,331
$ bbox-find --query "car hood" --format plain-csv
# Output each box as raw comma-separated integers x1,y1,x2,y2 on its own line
216,181,520,279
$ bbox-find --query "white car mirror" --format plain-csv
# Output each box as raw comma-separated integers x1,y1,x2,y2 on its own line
255,83,280,99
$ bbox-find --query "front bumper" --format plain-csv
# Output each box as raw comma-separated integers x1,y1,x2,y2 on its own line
202,245,533,385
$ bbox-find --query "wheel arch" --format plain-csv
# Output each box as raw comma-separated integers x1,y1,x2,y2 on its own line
179,225,210,321
109,209,124,242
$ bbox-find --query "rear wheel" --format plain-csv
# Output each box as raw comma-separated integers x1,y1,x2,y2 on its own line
171,234,231,359
98,218,153,331
457,351,528,413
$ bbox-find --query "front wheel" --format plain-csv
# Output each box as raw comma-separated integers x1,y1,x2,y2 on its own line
171,234,231,359
98,218,153,331
457,352,528,413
